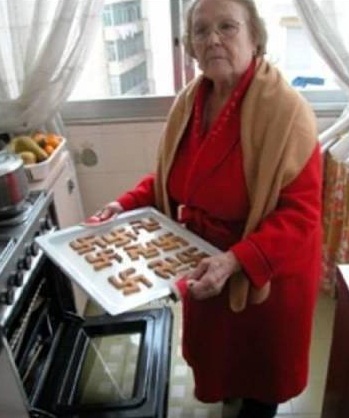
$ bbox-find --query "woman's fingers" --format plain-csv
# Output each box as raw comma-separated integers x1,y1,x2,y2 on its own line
98,207,114,221
188,252,240,300
87,201,124,223
187,260,209,282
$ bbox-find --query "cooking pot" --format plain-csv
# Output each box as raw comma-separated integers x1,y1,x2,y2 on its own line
0,149,29,217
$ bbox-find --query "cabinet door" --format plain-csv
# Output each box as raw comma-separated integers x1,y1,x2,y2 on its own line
52,157,88,315
52,158,84,228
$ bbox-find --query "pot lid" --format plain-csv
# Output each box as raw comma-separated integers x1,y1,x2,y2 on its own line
0,150,23,176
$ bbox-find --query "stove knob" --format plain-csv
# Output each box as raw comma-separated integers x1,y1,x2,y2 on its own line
44,215,54,230
0,288,15,305
8,271,24,287
18,255,32,271
25,242,39,257
25,244,32,257
40,216,53,233
30,241,40,256
39,218,46,233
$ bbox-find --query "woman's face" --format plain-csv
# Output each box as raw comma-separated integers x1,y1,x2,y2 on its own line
191,0,257,85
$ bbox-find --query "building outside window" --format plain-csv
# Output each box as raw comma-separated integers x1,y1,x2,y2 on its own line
67,0,348,120
71,0,173,99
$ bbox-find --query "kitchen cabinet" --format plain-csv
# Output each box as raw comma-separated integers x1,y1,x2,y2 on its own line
321,265,349,418
49,152,84,228
28,150,84,227
29,150,88,315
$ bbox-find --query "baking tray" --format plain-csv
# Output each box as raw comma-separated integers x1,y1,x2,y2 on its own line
36,207,220,316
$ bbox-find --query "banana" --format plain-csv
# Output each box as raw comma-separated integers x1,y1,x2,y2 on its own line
19,151,37,165
10,135,48,162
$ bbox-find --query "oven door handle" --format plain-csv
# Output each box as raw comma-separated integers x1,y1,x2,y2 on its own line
30,408,57,418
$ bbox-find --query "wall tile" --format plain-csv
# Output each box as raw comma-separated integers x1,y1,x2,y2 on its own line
78,170,148,216
70,122,163,175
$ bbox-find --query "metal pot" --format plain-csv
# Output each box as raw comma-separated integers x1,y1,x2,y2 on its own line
0,149,29,217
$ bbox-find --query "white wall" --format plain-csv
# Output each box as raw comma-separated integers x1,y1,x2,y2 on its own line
66,121,164,216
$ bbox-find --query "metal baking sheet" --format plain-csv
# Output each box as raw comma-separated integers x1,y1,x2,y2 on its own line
36,207,220,316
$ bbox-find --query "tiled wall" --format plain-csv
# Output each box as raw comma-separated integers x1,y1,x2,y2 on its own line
66,121,165,217
66,116,335,217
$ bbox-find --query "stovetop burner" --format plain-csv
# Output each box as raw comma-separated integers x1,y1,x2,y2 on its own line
0,190,50,270
0,202,32,227
0,191,45,227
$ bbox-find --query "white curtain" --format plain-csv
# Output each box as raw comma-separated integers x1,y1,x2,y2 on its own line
293,0,349,147
0,0,104,134
293,0,349,294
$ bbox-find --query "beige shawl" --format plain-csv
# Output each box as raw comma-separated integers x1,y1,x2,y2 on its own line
154,59,318,312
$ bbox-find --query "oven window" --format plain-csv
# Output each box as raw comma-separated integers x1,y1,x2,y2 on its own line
76,332,141,404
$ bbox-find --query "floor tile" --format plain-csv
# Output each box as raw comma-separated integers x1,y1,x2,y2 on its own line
278,401,293,414
277,415,320,418
291,378,324,415
312,293,336,340
309,337,332,382
170,384,187,398
164,291,334,417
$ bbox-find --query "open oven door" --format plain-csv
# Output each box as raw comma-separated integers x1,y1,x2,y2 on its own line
29,307,173,418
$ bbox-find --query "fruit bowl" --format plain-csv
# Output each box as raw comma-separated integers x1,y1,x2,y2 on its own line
24,137,67,182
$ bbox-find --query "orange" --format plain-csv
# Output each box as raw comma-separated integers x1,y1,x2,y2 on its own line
46,133,61,149
44,144,55,156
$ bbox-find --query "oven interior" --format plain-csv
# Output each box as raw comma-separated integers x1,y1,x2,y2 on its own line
4,260,173,418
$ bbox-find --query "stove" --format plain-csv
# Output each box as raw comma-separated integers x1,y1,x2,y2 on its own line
0,190,50,228
0,190,56,326
0,190,173,418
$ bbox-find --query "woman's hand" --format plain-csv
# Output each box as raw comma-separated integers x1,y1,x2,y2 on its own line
187,251,241,300
85,201,124,224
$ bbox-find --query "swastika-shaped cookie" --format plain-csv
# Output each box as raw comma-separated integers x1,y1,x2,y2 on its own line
69,234,107,255
151,232,189,251
108,267,153,295
130,217,161,234
85,249,123,271
147,257,188,279
176,247,209,267
101,227,137,247
123,242,160,260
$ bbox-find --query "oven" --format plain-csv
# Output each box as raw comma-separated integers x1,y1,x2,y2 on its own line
0,191,173,418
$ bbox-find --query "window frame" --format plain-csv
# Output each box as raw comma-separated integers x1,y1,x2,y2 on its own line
62,0,348,125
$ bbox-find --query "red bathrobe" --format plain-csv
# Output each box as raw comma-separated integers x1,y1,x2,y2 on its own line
117,67,322,404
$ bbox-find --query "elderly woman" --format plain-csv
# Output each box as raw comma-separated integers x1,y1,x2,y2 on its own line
92,0,322,417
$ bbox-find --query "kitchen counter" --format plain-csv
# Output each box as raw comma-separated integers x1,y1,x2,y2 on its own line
321,264,349,418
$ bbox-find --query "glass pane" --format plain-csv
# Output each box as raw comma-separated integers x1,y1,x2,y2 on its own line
69,0,175,100
76,332,141,404
188,0,348,92
256,0,339,91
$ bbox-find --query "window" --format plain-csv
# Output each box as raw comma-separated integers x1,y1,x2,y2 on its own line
120,61,148,94
116,32,144,61
285,26,311,71
65,0,348,122
106,40,118,61
70,0,175,100
256,0,342,92
103,0,142,26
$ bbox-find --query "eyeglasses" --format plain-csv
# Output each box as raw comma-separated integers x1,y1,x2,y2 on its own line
192,20,245,43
